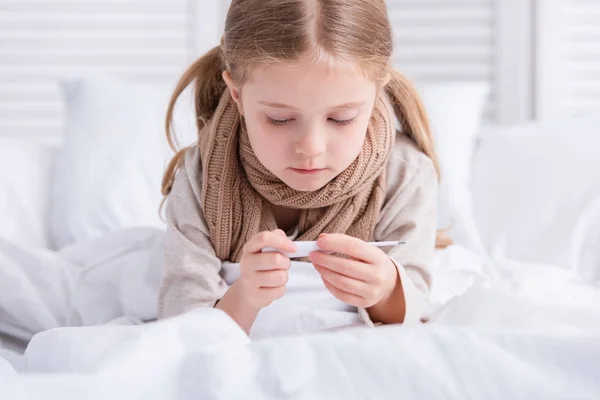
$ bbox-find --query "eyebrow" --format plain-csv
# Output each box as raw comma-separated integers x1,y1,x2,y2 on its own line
258,100,366,111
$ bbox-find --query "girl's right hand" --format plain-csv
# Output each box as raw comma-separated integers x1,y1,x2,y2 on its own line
237,229,297,309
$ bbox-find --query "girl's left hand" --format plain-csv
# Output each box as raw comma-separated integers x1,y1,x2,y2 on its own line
309,233,400,308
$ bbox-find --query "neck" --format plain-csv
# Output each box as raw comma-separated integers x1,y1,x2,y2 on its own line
270,203,300,232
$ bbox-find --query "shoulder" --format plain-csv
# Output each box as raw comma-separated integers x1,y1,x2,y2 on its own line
171,144,203,194
165,143,204,221
182,143,203,180
384,132,437,198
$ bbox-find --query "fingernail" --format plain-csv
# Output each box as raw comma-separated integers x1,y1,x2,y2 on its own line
319,233,326,238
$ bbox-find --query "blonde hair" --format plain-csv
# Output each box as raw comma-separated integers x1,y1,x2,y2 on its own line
162,0,450,248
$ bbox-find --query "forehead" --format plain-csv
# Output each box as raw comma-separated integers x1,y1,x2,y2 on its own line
242,61,377,110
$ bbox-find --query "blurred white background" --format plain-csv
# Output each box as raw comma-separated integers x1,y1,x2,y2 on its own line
1,0,599,142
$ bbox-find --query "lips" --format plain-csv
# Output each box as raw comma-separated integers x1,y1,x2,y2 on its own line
293,167,323,171
290,167,326,175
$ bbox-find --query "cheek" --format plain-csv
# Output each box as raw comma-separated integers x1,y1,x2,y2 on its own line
333,121,369,165
244,116,290,165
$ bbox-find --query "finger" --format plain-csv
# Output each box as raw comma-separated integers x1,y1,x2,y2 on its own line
314,264,370,298
244,231,297,255
247,252,291,271
316,234,380,263
309,251,371,281
319,272,366,307
256,269,289,288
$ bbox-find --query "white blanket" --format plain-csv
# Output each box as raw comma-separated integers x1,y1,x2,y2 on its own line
1,228,599,399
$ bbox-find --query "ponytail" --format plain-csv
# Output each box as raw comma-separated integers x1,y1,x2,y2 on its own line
385,69,451,249
161,45,227,209
385,69,440,178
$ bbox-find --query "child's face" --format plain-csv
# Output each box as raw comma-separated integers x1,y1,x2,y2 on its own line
230,61,379,192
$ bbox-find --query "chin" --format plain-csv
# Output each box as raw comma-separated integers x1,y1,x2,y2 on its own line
281,176,330,192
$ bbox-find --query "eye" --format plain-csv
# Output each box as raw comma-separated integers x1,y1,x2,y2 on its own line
267,116,293,126
329,117,357,126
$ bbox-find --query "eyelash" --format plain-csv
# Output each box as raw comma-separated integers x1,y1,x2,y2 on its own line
266,117,357,127
267,117,292,126
330,117,357,126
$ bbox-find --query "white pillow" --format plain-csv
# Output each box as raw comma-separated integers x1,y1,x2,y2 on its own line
0,139,56,249
417,82,490,254
471,115,600,272
51,75,197,249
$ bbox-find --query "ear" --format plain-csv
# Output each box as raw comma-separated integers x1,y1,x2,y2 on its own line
222,71,244,114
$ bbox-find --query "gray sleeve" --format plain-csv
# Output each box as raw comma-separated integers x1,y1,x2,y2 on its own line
157,147,228,319
358,156,437,326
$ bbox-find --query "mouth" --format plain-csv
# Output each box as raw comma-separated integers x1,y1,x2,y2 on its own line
290,167,326,175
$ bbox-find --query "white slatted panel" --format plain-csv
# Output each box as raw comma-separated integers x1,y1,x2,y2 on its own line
0,0,198,139
387,0,496,121
536,0,600,119
564,0,600,114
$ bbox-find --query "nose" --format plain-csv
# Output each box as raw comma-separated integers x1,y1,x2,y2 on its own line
295,127,326,158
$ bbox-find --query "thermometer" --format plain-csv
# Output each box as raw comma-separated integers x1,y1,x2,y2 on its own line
261,240,405,259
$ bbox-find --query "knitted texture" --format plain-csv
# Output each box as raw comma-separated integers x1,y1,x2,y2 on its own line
198,90,395,262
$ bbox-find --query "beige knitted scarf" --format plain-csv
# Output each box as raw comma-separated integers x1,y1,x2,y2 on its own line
199,90,395,262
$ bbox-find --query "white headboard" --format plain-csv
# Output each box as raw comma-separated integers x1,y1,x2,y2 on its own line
0,0,225,141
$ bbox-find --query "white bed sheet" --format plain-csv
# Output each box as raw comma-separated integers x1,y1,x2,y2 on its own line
0,228,599,399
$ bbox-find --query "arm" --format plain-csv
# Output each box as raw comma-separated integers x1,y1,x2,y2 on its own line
364,259,406,324
310,158,437,326
158,147,228,319
158,148,262,333
161,202,260,332
159,148,294,334
214,282,260,334
367,158,438,325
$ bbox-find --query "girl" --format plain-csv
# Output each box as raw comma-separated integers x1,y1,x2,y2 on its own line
158,0,448,336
